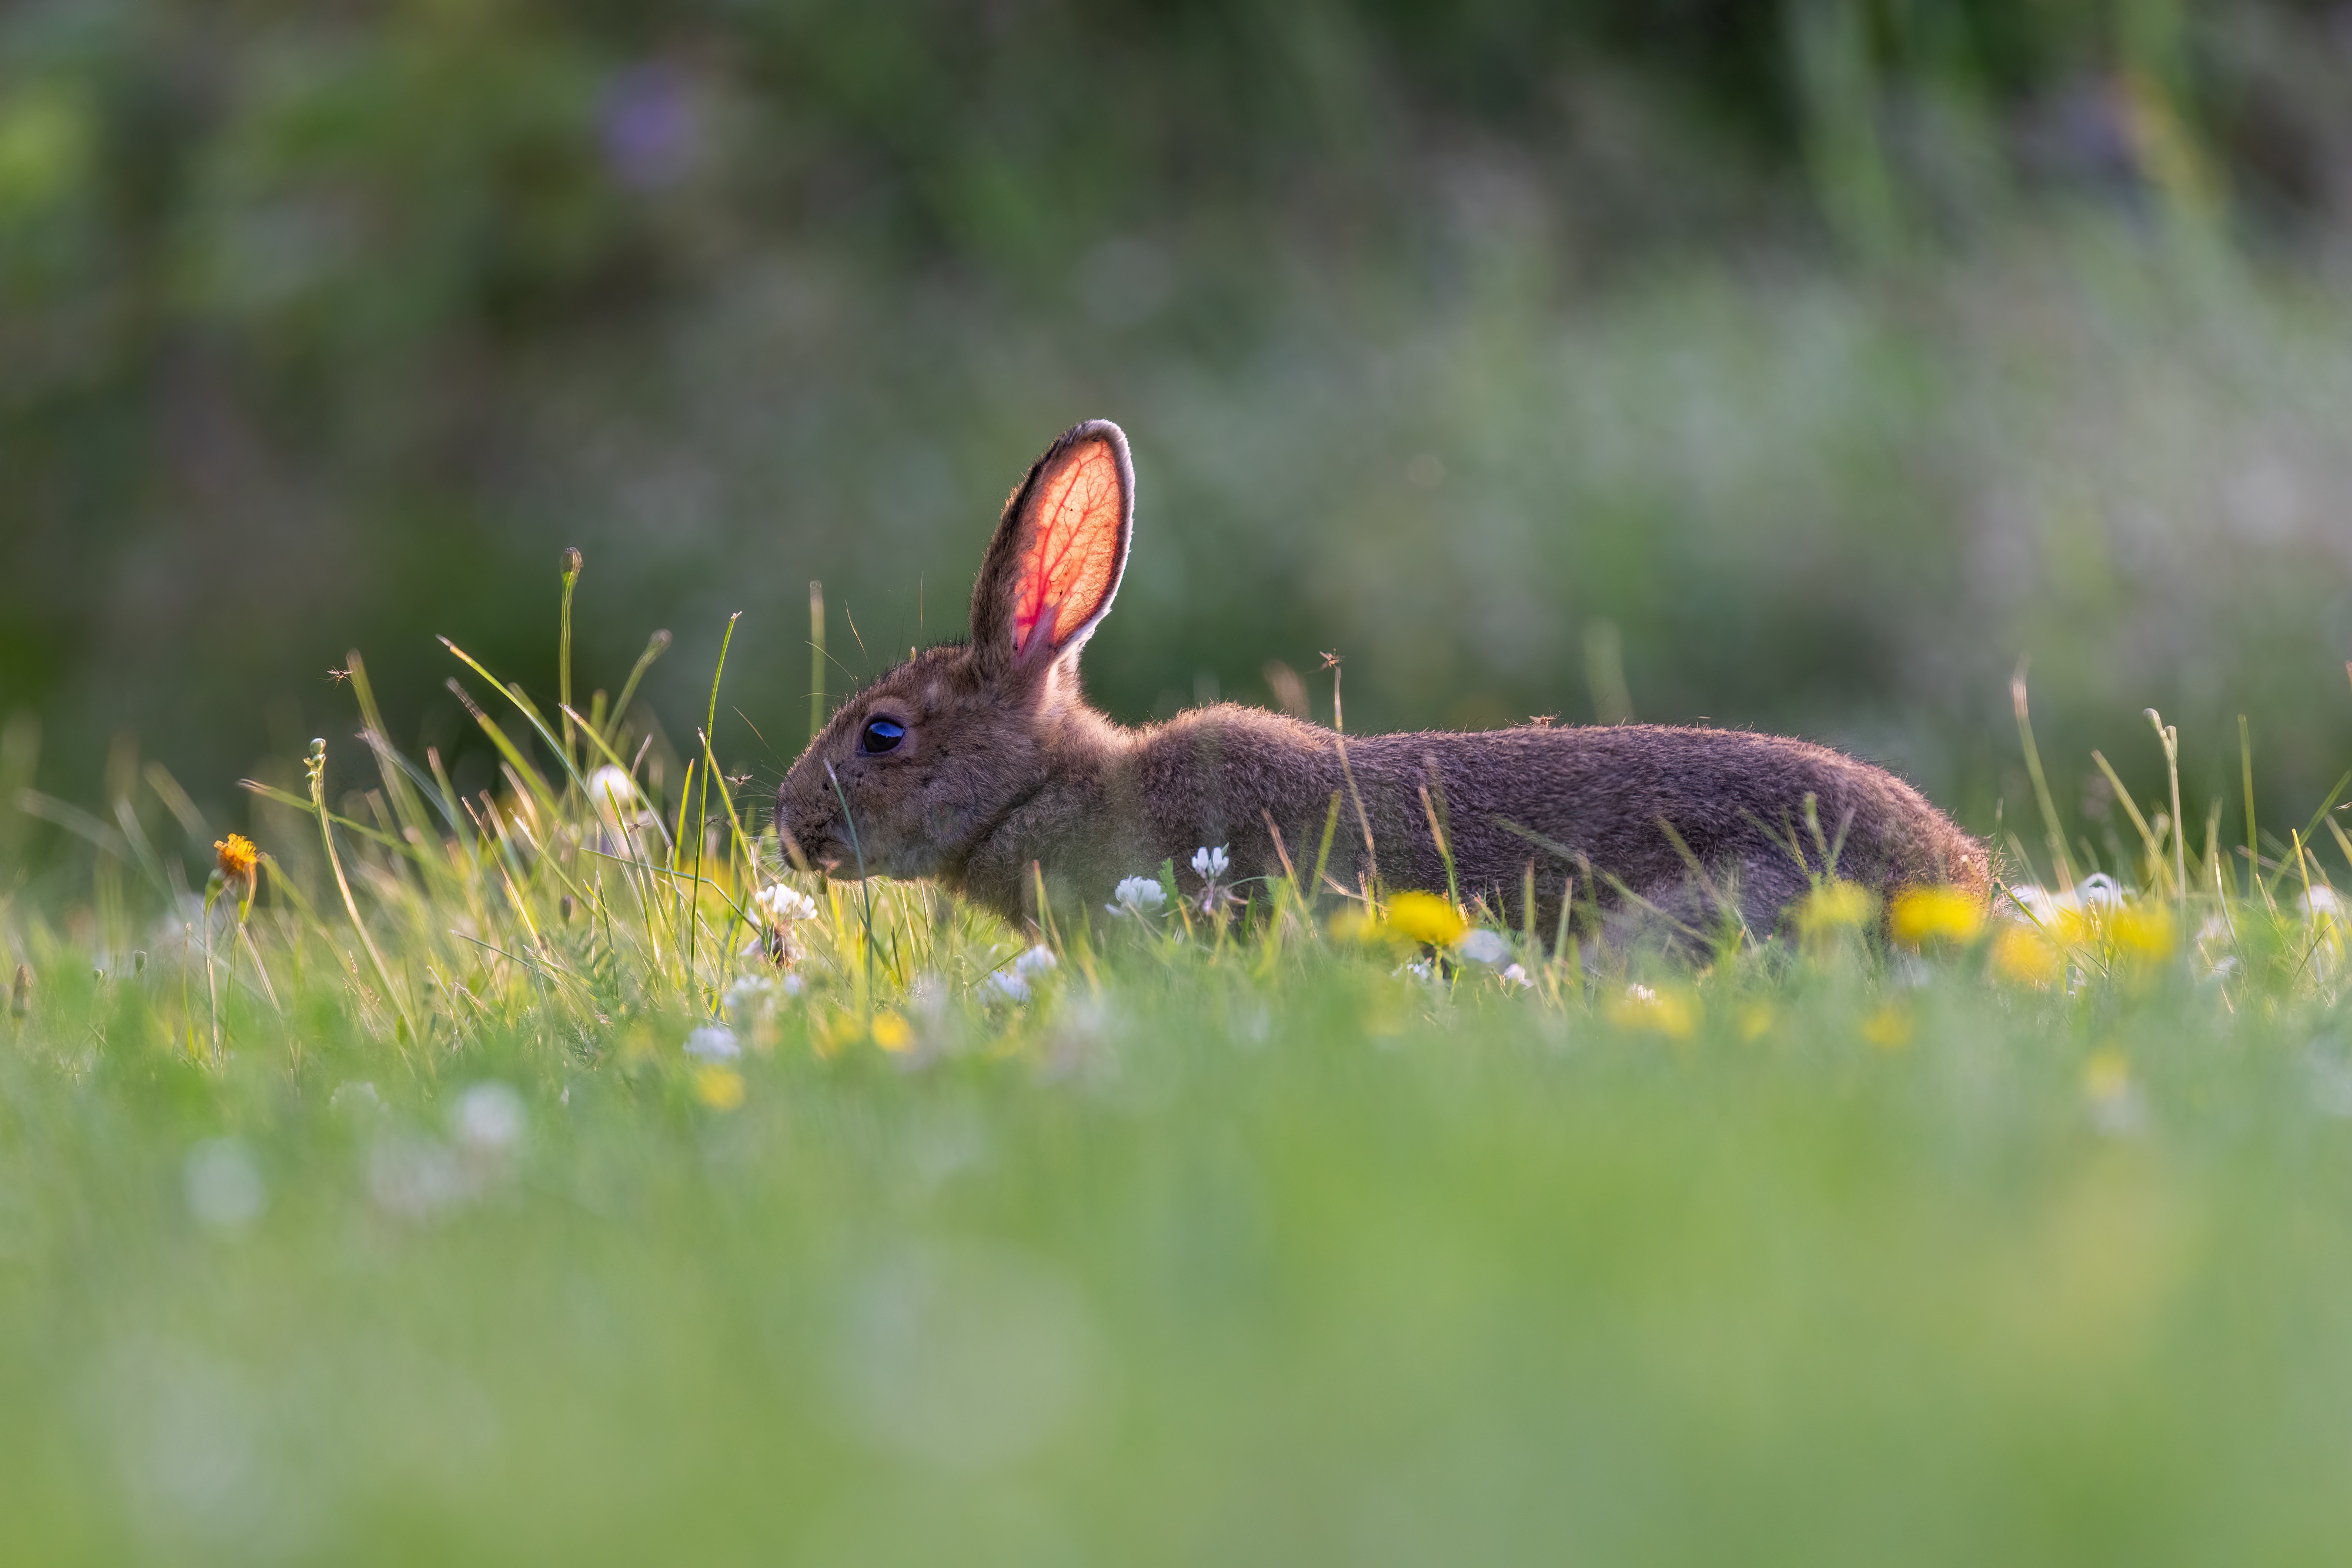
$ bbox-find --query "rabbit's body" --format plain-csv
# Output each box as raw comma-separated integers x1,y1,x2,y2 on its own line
777,419,1987,944
932,703,1982,937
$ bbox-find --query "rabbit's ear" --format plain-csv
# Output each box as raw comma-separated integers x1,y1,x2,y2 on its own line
971,419,1134,672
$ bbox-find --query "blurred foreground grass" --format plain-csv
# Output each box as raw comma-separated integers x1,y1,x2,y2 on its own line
6,620,2352,1563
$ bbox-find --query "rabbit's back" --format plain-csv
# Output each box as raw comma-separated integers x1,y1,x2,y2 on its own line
1099,711,1983,940
1350,724,1983,930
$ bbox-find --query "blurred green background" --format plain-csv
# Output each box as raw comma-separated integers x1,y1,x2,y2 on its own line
5,0,2352,875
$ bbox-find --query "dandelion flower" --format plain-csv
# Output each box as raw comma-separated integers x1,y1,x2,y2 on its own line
1387,891,1466,946
2082,1048,2130,1101
1990,925,2063,988
1860,1005,1912,1051
2110,904,2176,964
693,1065,746,1111
1606,982,1699,1039
213,834,259,905
2080,1047,2144,1135
870,1011,914,1052
1798,880,1875,936
1889,885,1983,947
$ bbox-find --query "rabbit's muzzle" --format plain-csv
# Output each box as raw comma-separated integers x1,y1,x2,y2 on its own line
773,785,850,875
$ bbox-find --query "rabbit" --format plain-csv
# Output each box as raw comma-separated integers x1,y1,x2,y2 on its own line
775,419,1989,945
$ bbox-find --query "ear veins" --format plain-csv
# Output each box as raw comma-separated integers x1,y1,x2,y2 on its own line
1011,439,1122,653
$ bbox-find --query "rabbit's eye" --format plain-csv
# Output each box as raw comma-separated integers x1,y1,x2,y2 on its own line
860,717,907,755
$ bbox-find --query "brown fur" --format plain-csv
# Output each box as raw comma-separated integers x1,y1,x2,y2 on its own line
777,420,1988,943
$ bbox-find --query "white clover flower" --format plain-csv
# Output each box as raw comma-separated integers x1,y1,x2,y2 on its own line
2193,914,2240,983
1625,982,1659,1005
756,883,821,924
2005,884,2059,924
1013,944,1058,979
723,975,777,1022
184,1139,267,1231
329,1081,383,1116
2302,886,2343,920
985,970,1031,1004
1401,958,1436,982
686,1024,741,1062
1499,963,1534,988
2074,873,2123,910
586,765,640,821
453,1082,527,1156
1191,845,1230,881
781,972,807,998
2007,876,2126,923
1455,929,1509,965
1107,875,1167,916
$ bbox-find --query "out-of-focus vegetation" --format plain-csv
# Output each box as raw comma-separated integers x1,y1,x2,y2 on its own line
5,0,2352,887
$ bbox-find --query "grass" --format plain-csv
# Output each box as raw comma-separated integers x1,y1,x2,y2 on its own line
5,597,2352,1564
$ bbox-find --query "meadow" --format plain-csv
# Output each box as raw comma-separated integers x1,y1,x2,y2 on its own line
10,6,2352,1559
5,595,2352,1564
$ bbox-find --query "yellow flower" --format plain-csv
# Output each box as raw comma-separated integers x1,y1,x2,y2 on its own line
1889,885,1984,948
1385,891,1467,947
1606,982,1700,1039
1737,1001,1777,1042
1990,924,2063,988
2109,905,2176,964
811,1011,860,1060
870,1011,914,1053
1860,1004,1913,1051
692,1065,746,1111
1798,880,1876,937
213,833,259,902
1327,907,1379,944
2082,1047,2130,1102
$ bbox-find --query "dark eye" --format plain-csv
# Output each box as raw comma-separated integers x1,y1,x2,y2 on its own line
860,717,906,755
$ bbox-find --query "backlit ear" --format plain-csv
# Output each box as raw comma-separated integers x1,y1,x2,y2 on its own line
970,420,1134,670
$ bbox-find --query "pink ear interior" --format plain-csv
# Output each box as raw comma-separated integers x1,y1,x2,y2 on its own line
1010,436,1125,655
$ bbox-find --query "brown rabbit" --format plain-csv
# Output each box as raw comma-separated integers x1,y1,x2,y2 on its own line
776,419,1987,944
